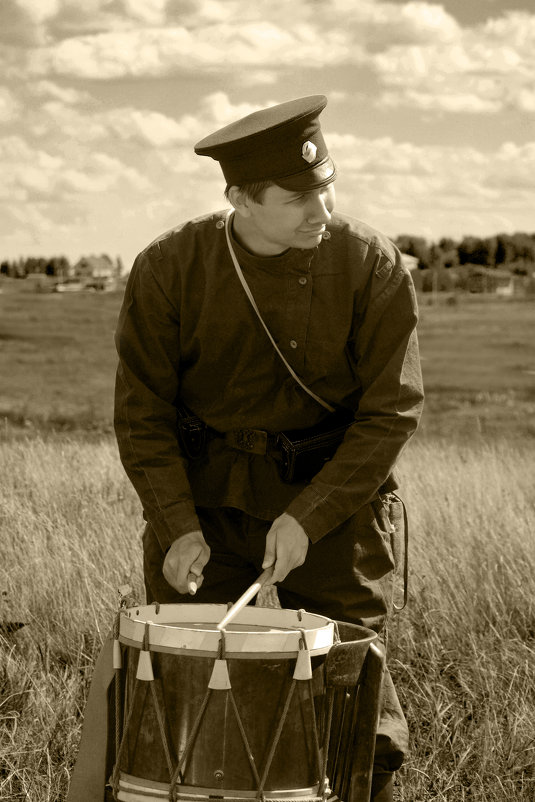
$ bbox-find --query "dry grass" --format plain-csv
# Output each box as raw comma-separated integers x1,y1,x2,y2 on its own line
1,433,534,800
390,438,535,800
0,437,141,801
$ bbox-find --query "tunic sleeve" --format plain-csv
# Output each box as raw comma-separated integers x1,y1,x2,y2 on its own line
114,250,200,552
285,248,424,542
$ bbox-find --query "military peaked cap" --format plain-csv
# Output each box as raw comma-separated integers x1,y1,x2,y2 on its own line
194,95,336,192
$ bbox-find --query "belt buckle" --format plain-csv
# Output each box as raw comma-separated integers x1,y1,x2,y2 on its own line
230,428,268,455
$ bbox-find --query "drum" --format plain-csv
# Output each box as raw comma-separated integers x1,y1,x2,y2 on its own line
109,604,379,802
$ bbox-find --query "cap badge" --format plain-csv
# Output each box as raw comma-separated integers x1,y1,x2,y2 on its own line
301,141,317,163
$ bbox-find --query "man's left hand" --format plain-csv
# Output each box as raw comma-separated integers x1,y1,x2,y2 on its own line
262,513,309,584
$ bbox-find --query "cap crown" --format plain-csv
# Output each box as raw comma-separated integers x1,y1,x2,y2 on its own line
194,95,336,191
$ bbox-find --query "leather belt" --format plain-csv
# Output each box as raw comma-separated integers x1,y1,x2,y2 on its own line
217,425,398,495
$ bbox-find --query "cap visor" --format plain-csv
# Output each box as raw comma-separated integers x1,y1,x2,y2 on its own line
275,157,336,192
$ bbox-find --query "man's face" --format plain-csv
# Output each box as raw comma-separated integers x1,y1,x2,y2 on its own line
236,182,336,256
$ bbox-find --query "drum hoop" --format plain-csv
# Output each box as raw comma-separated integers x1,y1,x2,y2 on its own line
118,635,331,659
117,772,324,800
118,604,335,656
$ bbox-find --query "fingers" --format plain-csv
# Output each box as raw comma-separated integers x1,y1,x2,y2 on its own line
262,514,309,584
262,531,276,571
263,529,287,584
187,573,199,595
188,547,209,592
187,560,208,595
163,531,210,595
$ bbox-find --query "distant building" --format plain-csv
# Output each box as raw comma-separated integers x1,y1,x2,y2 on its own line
73,255,115,279
466,266,515,294
67,254,120,291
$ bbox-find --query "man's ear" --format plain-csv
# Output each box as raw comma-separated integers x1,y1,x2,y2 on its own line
227,186,252,218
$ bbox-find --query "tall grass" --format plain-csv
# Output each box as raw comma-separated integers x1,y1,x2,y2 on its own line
0,437,142,801
1,434,534,800
391,438,535,800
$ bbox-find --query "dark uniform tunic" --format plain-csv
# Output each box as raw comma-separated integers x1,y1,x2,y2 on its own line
113,209,424,791
115,209,423,550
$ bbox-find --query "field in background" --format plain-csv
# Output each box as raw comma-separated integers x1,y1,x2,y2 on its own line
415,295,535,441
1,280,534,440
1,283,534,800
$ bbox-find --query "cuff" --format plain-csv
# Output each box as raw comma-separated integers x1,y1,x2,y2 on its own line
149,501,201,552
285,485,336,544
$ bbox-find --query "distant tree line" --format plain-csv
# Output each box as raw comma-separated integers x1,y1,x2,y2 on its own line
1,255,73,278
2,233,535,281
393,232,535,273
0,254,123,279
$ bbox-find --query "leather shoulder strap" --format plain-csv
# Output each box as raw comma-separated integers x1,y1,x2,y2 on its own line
224,210,335,413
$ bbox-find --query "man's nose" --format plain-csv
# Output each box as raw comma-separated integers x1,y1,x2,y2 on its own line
306,191,333,224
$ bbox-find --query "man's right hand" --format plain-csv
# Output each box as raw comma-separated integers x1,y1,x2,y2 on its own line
162,531,211,595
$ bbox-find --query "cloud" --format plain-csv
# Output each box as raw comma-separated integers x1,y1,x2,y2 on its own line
199,92,266,125
112,108,192,148
379,88,502,114
332,133,535,240
0,0,58,46
30,79,90,104
514,87,535,113
329,0,460,47
333,134,437,176
0,132,149,203
14,0,61,23
120,0,168,26
0,135,63,200
371,11,535,114
1,0,140,45
26,22,358,80
59,152,151,193
25,91,266,151
105,93,268,161
483,10,535,49
27,100,108,142
234,70,279,87
484,141,535,190
0,87,22,122
12,1,533,119
11,83,266,177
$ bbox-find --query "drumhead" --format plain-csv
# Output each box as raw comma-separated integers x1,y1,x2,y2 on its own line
118,604,335,658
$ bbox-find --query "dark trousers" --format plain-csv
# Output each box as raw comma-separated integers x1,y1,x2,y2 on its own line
144,501,409,795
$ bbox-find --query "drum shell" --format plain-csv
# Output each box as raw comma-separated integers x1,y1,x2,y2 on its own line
118,646,328,791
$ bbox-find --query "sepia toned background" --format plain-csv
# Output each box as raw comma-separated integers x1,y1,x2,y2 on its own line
1,2,534,801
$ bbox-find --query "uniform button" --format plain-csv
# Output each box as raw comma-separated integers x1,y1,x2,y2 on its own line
298,276,307,285
216,220,225,229
322,231,331,240
289,340,298,349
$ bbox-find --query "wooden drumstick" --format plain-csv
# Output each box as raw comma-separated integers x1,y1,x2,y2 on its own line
217,567,275,631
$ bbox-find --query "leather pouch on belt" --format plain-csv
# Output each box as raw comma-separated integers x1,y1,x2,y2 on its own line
277,412,354,483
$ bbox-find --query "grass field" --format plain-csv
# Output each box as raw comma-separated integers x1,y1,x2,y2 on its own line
1,279,534,439
1,281,534,800
415,295,535,441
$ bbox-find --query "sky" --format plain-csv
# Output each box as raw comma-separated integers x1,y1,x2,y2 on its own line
1,0,534,268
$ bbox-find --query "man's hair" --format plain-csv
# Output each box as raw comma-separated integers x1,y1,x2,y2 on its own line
224,180,274,205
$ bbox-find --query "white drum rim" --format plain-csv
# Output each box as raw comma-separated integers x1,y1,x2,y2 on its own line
117,772,324,801
118,603,335,657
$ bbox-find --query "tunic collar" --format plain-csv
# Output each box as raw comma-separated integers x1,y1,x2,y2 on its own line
228,218,316,275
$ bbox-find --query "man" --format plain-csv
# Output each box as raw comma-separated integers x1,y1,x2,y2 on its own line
114,95,424,800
